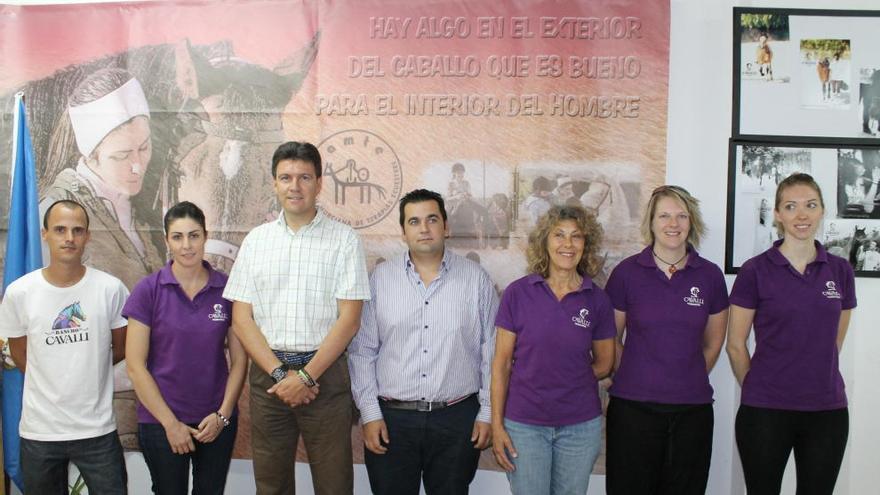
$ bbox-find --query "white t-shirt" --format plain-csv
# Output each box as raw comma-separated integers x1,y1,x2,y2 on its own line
0,267,128,441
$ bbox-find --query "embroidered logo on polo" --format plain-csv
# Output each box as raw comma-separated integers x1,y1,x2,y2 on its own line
822,281,842,299
572,308,591,328
208,304,229,322
684,286,704,307
45,302,89,345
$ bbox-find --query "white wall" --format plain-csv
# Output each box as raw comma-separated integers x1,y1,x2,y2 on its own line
7,0,880,494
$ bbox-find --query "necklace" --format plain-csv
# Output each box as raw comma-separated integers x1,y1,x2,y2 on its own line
653,250,688,274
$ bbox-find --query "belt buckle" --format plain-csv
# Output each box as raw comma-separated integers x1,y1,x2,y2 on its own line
417,400,432,412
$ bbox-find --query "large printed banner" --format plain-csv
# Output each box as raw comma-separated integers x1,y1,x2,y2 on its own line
0,0,669,471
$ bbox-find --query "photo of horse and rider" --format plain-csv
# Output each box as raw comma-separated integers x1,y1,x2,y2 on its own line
800,39,852,109
739,13,790,83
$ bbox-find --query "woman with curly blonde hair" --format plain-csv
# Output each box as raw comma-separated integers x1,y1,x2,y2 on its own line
491,205,615,494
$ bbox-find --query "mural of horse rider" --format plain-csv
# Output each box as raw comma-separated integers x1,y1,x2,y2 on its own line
448,162,488,249
40,68,165,290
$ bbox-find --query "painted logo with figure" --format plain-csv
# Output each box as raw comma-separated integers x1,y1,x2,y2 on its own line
46,302,90,345
209,303,229,322
572,308,591,328
822,280,842,299
318,129,403,229
684,286,704,307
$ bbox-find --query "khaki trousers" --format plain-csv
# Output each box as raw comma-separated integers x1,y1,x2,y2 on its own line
249,356,354,495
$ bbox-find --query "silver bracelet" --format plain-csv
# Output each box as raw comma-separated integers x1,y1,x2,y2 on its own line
215,411,230,428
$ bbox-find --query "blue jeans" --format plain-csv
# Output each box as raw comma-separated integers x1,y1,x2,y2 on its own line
21,430,127,494
504,416,602,495
138,417,238,495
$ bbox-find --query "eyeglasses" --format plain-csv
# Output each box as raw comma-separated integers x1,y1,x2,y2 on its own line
651,184,691,197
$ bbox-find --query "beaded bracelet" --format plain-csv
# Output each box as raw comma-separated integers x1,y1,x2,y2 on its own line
215,411,231,428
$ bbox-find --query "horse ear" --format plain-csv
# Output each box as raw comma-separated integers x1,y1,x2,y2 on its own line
273,31,321,92
174,39,200,100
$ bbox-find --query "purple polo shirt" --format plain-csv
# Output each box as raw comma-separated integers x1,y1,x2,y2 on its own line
123,261,233,424
495,274,615,426
730,240,856,411
605,247,729,404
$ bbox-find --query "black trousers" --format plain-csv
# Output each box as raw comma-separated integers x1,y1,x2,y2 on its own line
735,404,848,495
606,396,713,495
364,395,481,495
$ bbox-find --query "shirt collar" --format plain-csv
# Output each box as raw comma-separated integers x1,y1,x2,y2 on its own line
767,239,828,266
636,244,704,269
158,260,225,288
404,248,452,274
526,272,594,292
274,208,325,234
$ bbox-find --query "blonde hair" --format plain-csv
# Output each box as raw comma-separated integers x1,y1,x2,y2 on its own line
639,185,706,248
527,205,604,278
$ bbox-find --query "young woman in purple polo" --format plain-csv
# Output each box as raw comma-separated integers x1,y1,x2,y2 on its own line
491,205,615,494
727,173,856,495
603,185,729,494
124,202,247,494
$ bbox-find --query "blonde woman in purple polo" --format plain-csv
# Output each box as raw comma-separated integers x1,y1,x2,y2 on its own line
727,173,856,495
604,185,729,494
491,205,615,495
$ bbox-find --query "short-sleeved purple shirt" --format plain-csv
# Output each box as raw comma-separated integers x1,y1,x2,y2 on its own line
730,240,856,411
605,247,729,404
495,274,616,426
123,261,233,424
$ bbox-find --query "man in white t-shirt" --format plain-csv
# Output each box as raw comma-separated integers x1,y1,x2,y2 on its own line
0,200,129,494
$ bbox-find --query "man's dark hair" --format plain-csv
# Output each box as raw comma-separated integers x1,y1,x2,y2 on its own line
398,189,448,227
43,199,90,230
532,176,553,193
163,201,207,235
271,141,322,178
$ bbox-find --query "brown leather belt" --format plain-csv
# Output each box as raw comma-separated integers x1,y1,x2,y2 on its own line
379,394,474,412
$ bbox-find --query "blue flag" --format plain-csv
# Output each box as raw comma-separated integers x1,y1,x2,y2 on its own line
2,94,43,491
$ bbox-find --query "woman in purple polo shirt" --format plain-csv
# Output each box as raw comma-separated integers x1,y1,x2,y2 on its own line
124,201,247,495
604,185,729,494
491,205,615,494
727,173,856,495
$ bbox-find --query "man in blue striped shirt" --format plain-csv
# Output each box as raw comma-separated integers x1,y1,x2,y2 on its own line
349,189,499,495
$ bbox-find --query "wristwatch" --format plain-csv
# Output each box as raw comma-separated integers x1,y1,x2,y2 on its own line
270,363,290,384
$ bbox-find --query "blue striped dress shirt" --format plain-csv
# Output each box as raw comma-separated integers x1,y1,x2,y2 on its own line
349,249,499,424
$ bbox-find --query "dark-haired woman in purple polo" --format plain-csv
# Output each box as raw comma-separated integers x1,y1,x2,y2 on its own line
604,185,729,495
727,173,856,495
124,202,247,494
491,205,615,494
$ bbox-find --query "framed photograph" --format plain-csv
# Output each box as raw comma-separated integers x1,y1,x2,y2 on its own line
734,8,880,144
725,140,880,277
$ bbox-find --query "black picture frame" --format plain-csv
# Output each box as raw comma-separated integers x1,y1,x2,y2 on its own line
725,139,880,278
733,7,880,145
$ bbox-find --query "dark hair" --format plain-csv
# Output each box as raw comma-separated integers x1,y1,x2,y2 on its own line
532,176,553,193
452,162,465,174
163,201,207,236
398,189,448,227
272,141,322,178
43,199,90,230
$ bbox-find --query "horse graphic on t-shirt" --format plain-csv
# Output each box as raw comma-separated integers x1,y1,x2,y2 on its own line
52,302,86,330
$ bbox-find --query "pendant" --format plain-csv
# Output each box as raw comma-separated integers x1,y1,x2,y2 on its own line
668,264,677,274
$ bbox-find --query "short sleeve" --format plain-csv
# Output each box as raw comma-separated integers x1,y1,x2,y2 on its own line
729,260,759,309
334,231,370,301
0,285,27,338
109,278,130,329
223,233,255,304
122,275,156,327
591,288,617,340
840,261,857,310
604,262,628,312
708,264,731,315
494,281,520,333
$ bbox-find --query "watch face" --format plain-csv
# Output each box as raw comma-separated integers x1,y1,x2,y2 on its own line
317,129,403,229
271,366,288,383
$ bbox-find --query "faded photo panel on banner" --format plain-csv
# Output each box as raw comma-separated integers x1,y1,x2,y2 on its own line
0,0,671,472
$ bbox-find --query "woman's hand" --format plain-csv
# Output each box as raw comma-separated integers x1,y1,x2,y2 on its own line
193,413,224,444
491,424,518,472
165,420,199,454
